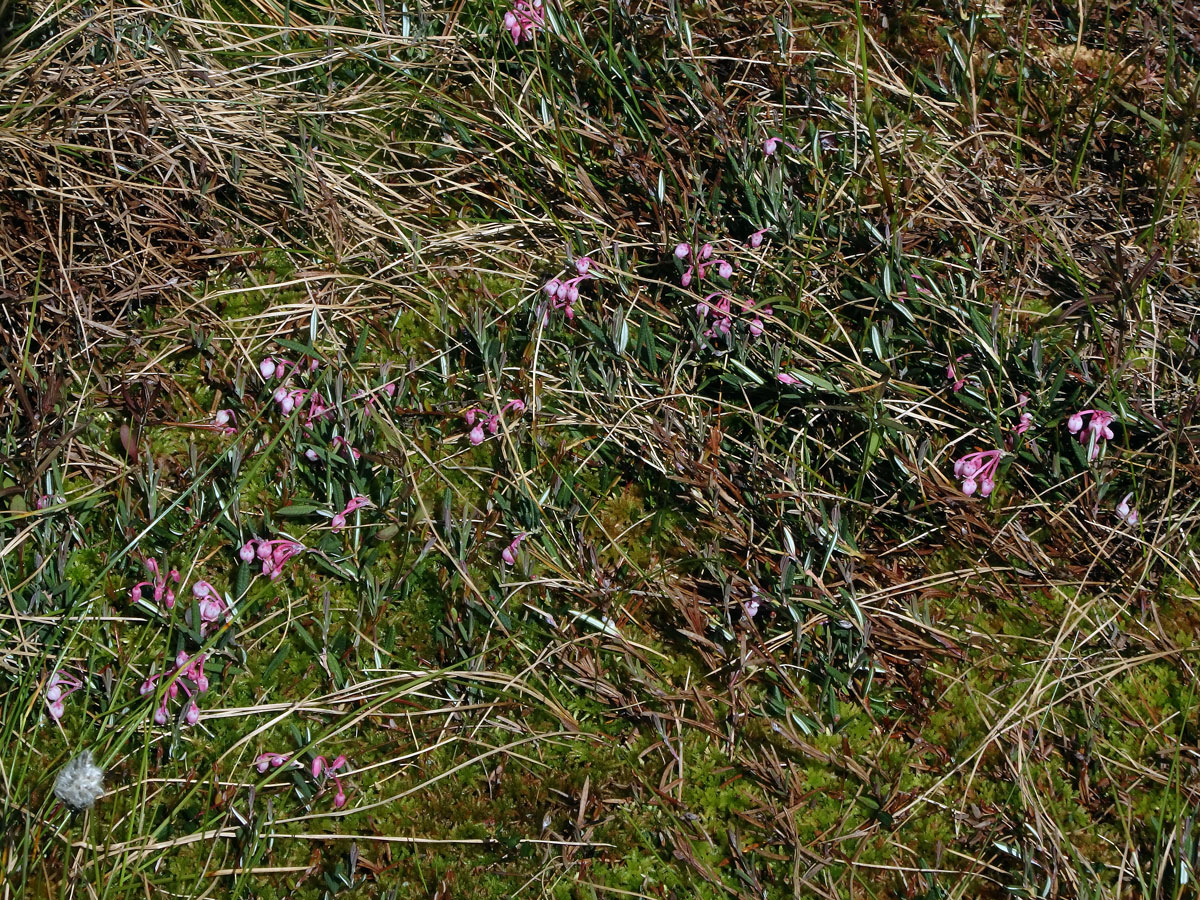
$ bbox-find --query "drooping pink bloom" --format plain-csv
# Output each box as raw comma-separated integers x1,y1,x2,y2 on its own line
501,533,526,566
1067,409,1116,461
763,136,797,156
946,354,970,392
311,754,350,808
213,409,236,435
777,372,800,385
331,495,373,532
953,449,1003,498
1115,493,1139,526
748,228,769,249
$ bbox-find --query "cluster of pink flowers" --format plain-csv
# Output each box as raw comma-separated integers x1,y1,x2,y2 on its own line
500,533,525,565
140,651,209,726
46,670,83,721
695,292,770,340
254,751,292,773
239,536,305,580
331,494,373,531
311,754,350,808
1067,409,1116,461
130,558,180,610
543,257,593,321
503,0,544,43
953,449,1003,497
260,356,332,429
464,400,526,445
674,241,733,289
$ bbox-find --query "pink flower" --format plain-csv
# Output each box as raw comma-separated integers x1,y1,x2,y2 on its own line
331,495,373,532
500,533,526,566
777,373,800,385
715,260,733,279
1067,409,1116,461
953,449,1003,498
674,242,691,259
575,256,593,275
1115,493,1139,526
748,228,769,249
259,358,276,379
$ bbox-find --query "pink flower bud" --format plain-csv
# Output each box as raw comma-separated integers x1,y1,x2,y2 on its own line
469,424,485,445
280,394,295,414
331,513,346,531
961,477,977,496
49,699,64,720
334,790,347,808
700,243,713,260
259,358,276,379
543,278,560,296
47,684,62,702
312,757,325,778
256,757,271,773
1067,413,1083,433
575,257,592,275
215,409,233,427
681,267,693,287
777,373,799,385
717,261,732,279
154,706,168,725
749,318,764,336
239,542,256,563
305,448,319,462
185,702,200,725
764,137,779,155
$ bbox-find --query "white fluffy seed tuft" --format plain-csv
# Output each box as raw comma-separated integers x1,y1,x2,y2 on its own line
53,751,105,811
